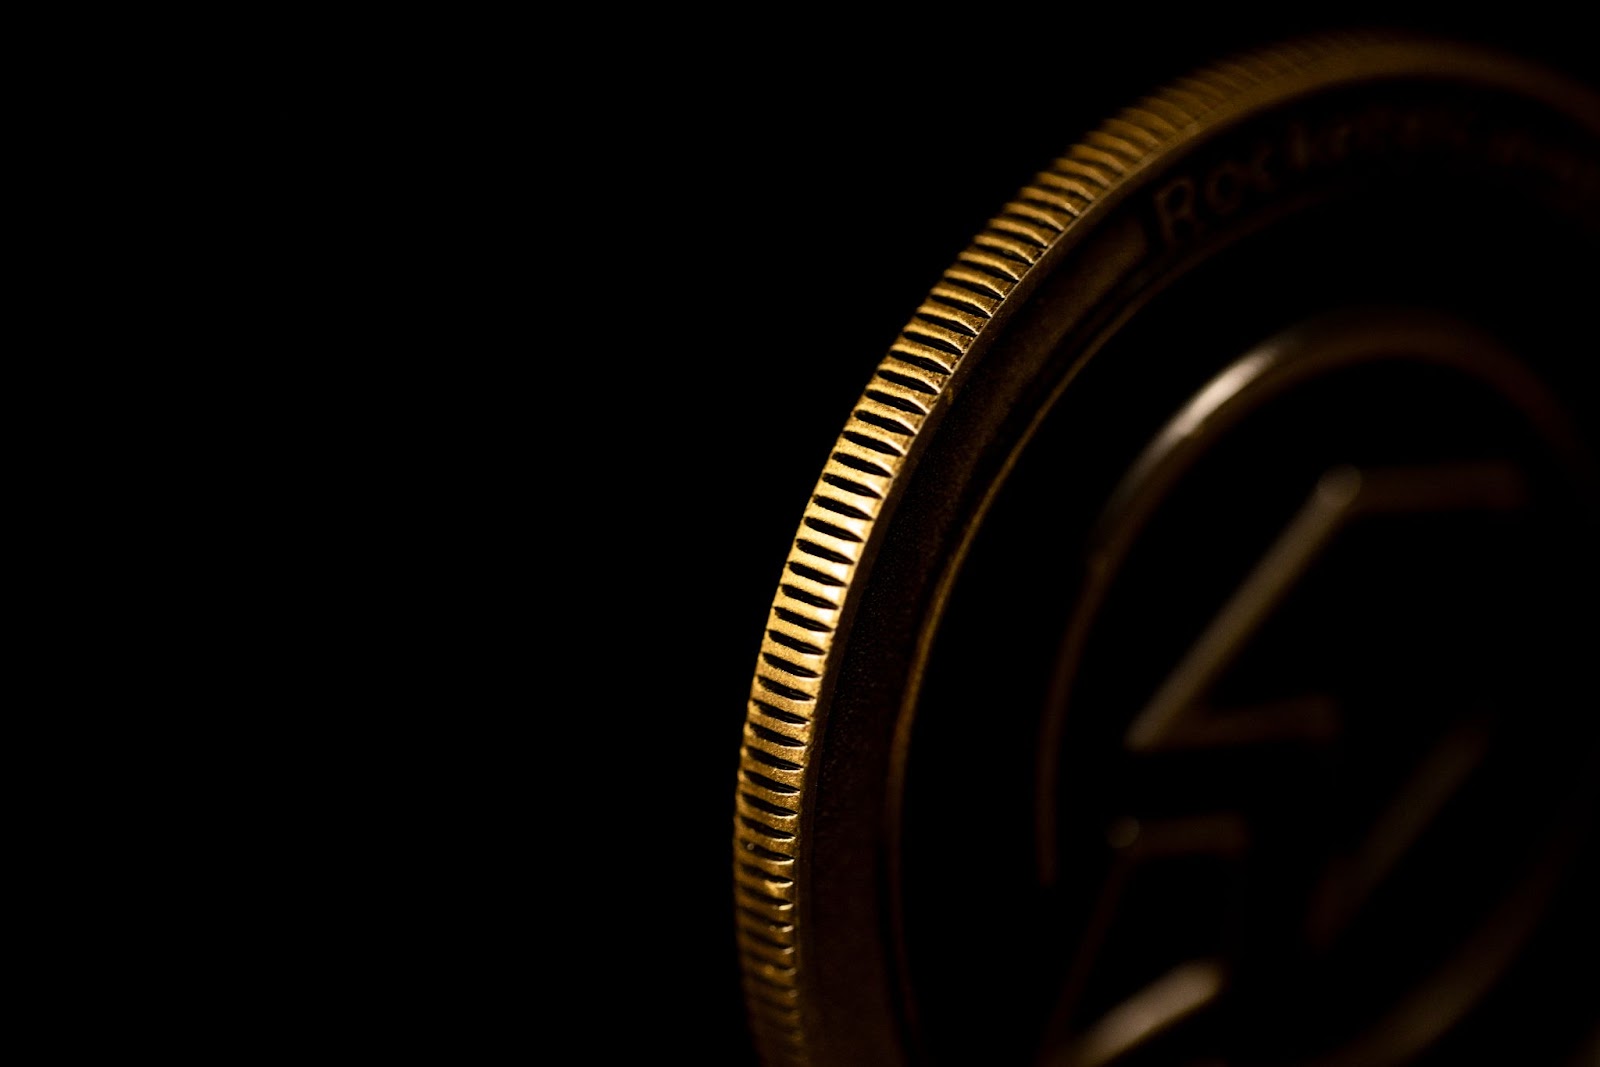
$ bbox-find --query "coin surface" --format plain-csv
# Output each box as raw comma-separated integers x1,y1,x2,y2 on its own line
734,35,1600,1066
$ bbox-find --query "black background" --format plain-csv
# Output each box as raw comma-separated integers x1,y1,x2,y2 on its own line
231,11,1593,1062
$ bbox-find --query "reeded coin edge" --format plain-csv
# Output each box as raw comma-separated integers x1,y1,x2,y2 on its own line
730,32,1550,1066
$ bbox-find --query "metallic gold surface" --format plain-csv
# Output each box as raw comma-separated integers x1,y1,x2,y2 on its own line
735,33,1600,1066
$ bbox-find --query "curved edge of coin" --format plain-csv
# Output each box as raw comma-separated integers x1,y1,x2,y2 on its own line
731,32,1597,1066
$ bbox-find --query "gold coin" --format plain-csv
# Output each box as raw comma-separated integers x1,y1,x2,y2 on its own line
735,33,1600,1066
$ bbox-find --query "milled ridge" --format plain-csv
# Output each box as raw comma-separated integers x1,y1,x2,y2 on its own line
735,35,1386,1065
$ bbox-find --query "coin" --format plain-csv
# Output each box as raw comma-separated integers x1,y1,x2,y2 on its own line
734,34,1600,1066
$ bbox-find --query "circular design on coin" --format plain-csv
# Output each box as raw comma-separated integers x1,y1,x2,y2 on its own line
734,34,1600,1066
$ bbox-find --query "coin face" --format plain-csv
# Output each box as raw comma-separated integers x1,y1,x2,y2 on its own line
734,36,1600,1066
